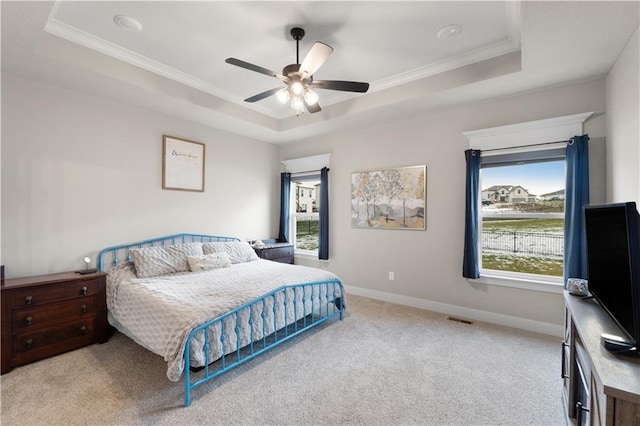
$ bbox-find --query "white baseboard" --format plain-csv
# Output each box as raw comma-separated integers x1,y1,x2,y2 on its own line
345,285,564,338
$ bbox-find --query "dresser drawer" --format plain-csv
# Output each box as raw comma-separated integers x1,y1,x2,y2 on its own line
12,297,96,331
13,317,96,356
2,272,107,374
12,279,97,307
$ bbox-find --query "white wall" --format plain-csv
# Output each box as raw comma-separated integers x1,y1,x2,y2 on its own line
1,73,281,278
280,79,607,331
605,26,640,204
2,63,627,332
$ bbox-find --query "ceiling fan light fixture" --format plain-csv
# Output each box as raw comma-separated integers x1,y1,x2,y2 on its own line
290,81,305,97
304,89,319,106
291,96,304,113
276,88,290,104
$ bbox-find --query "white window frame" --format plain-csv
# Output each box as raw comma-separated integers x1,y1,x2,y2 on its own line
463,112,592,294
282,154,330,260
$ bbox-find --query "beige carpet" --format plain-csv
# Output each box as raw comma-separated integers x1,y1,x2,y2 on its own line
0,295,565,425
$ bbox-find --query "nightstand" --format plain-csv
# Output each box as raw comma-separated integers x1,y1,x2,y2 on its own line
253,242,294,264
1,271,108,374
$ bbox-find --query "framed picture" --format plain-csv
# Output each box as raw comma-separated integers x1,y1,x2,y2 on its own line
351,165,426,230
162,135,205,192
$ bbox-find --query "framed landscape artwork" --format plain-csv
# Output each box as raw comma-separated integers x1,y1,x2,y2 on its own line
162,135,205,192
351,165,426,230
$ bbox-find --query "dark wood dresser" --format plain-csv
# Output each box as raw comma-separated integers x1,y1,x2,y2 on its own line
1,271,108,374
253,243,294,264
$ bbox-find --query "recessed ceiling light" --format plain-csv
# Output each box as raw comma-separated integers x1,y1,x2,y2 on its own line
114,15,143,32
437,24,462,40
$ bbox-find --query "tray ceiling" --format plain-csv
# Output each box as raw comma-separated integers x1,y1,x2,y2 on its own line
2,1,638,143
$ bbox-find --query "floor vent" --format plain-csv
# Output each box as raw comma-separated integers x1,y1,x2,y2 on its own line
447,317,474,325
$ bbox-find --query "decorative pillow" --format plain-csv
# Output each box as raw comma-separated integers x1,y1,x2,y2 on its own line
187,252,231,272
130,242,203,278
202,241,259,264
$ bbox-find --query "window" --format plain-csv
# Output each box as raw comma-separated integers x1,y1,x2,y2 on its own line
292,177,321,253
464,112,592,291
281,153,331,259
480,151,566,279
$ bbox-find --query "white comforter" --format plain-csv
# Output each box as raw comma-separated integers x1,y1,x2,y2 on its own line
107,259,342,381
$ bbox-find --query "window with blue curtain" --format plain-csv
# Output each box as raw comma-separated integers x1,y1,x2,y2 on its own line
463,135,589,286
281,170,329,259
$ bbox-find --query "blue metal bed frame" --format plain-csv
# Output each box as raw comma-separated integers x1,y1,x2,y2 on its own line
97,233,345,406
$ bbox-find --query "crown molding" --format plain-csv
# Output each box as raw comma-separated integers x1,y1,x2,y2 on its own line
373,39,521,94
43,18,285,119
43,19,216,96
44,2,522,121
373,1,521,93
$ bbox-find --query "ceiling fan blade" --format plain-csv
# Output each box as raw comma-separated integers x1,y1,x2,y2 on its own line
225,58,288,82
300,42,334,78
310,80,370,93
244,87,282,103
304,99,322,114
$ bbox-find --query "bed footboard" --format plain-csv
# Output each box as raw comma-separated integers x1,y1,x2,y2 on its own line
184,279,345,406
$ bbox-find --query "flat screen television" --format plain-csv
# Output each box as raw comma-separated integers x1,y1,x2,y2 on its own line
584,201,640,355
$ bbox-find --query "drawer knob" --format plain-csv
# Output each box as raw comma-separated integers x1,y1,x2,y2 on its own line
81,304,87,313
25,296,33,305
80,326,89,334
80,286,88,296
25,339,33,350
25,316,33,326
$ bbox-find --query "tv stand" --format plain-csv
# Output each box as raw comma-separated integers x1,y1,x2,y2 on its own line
563,291,640,425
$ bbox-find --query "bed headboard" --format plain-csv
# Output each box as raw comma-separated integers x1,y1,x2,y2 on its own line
97,233,241,272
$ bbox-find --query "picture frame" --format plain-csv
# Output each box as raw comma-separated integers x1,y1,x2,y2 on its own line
162,135,205,192
351,165,426,230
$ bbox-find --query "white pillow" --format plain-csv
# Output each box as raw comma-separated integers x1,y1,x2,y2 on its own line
129,242,203,278
202,241,259,264
187,252,231,272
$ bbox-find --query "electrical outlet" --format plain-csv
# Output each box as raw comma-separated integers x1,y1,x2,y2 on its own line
389,271,394,281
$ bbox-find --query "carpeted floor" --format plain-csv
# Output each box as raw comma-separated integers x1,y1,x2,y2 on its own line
0,295,566,425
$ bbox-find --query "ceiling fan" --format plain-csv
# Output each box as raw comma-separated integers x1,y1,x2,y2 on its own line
225,27,369,114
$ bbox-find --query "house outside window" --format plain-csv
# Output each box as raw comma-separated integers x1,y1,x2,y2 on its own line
480,157,566,278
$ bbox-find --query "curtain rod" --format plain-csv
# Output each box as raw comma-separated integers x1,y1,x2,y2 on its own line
478,138,572,154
